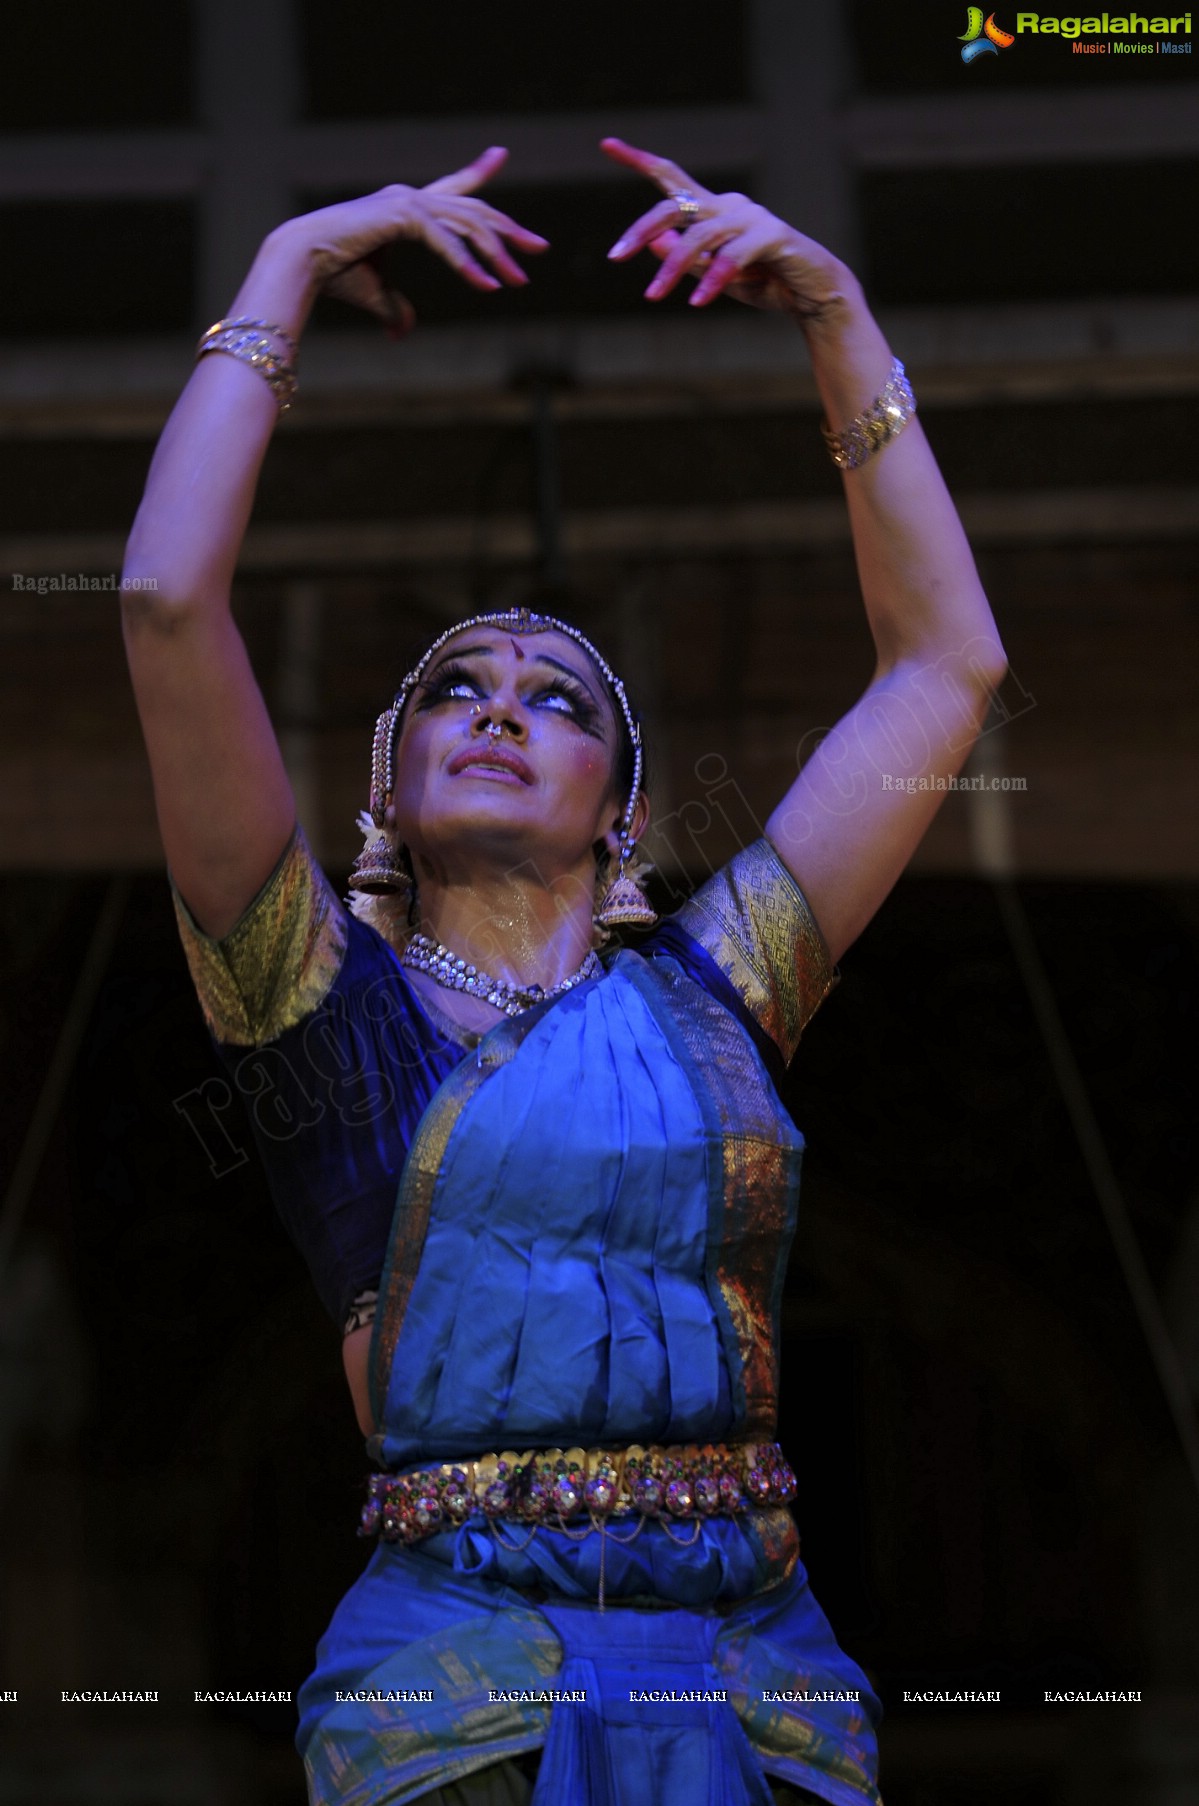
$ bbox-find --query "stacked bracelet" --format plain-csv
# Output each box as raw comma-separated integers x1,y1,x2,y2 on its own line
195,316,298,412
821,357,916,471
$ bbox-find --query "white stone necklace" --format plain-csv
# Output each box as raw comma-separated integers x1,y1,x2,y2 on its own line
400,933,602,1017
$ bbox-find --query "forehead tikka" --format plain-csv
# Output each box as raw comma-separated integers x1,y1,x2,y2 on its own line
368,607,644,851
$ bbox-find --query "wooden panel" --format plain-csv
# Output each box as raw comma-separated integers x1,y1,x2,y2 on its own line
2,544,1194,877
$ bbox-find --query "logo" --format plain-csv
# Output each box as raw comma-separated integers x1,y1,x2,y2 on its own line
960,13,1194,58
959,7,1017,56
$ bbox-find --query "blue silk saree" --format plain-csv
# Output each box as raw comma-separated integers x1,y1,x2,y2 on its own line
173,832,882,1806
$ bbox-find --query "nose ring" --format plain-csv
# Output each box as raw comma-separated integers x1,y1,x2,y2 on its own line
468,703,508,740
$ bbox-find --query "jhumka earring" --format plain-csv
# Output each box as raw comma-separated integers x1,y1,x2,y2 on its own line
594,837,657,931
346,700,417,910
347,831,412,898
347,701,414,903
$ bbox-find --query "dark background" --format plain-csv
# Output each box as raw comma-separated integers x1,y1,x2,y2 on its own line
1,2,1197,1802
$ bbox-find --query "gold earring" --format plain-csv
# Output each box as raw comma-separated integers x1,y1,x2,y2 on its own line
348,836,413,903
594,840,657,931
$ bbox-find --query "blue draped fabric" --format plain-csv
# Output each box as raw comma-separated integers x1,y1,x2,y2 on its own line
171,827,881,1805
297,952,882,1806
372,956,738,1466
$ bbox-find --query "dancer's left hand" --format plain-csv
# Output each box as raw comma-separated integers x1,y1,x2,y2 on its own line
601,136,848,317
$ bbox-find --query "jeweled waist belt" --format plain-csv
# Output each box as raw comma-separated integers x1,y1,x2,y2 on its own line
358,1440,797,1545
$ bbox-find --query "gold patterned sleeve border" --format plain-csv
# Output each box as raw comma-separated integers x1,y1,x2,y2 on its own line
671,838,838,1066
170,826,348,1046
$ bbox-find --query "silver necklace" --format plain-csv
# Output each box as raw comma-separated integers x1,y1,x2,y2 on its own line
400,933,602,1017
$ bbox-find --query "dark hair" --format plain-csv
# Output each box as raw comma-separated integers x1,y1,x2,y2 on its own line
571,630,648,811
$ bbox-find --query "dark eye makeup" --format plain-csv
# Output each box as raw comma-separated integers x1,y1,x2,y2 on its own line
416,659,604,733
415,660,480,704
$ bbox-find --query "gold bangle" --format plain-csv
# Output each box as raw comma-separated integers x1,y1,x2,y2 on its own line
821,357,915,471
194,317,298,412
198,315,298,361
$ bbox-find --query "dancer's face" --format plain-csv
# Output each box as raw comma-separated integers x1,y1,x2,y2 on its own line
391,628,628,878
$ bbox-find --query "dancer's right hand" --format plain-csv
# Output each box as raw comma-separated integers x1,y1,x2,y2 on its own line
272,146,548,335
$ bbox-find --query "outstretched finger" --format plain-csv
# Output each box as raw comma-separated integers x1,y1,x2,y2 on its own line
437,196,549,256
471,204,549,253
608,195,704,262
425,145,509,197
442,210,533,286
643,218,739,300
649,231,720,280
646,229,682,262
421,218,502,291
600,137,704,203
688,250,750,308
689,224,779,307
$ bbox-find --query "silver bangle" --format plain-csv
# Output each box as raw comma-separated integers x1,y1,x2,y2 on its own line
821,357,916,471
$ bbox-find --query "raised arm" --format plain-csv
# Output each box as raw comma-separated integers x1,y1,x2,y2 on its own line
121,149,547,937
604,140,1008,967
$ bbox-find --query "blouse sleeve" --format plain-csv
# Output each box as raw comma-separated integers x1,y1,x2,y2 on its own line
669,836,838,1066
170,825,348,1046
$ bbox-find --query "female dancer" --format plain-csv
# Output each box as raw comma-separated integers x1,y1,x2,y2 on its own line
121,140,1006,1806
